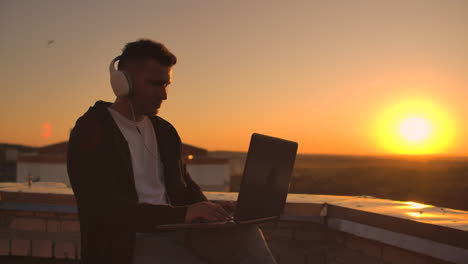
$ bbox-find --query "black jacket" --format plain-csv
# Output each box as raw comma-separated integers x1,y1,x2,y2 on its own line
67,100,207,264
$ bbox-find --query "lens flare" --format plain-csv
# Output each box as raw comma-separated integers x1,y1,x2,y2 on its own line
42,123,51,138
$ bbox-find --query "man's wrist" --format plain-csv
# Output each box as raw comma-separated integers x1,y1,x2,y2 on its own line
161,205,189,225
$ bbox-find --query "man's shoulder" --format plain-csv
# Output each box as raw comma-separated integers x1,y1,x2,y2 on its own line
69,101,110,152
149,115,182,143
73,102,107,132
150,115,177,132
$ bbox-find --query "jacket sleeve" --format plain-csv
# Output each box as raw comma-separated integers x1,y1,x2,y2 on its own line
67,116,188,232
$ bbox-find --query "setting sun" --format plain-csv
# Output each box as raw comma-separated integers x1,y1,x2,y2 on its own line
376,99,456,155
399,116,432,143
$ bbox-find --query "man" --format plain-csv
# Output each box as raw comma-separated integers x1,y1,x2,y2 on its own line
67,39,276,264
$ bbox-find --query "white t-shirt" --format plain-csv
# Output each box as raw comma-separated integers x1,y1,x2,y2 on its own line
108,107,168,205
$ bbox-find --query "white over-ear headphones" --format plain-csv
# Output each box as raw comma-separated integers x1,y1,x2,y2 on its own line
109,56,133,97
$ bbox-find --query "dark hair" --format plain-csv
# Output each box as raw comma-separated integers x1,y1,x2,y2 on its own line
118,39,177,69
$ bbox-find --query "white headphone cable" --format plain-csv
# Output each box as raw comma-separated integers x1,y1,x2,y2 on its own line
129,101,160,161
128,101,170,204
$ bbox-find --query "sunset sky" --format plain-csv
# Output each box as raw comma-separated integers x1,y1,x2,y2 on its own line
1,0,467,156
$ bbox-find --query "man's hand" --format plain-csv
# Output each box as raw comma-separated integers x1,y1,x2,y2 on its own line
185,201,232,223
213,200,236,214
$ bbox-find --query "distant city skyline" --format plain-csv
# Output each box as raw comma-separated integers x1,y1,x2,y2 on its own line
1,0,467,156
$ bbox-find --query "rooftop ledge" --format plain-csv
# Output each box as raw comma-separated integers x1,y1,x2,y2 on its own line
1,182,467,263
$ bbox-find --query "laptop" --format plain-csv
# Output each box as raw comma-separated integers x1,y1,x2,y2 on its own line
157,133,298,230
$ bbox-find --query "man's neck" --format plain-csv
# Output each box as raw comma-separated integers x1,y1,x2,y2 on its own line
110,98,144,122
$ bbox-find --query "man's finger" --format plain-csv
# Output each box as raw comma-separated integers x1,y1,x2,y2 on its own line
225,201,236,210
213,211,229,221
211,203,231,218
219,201,235,213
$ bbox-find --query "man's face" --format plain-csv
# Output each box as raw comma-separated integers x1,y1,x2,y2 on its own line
130,59,172,116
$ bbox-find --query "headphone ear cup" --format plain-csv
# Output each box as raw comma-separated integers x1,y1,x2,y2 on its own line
121,71,134,97
109,56,133,98
110,70,130,97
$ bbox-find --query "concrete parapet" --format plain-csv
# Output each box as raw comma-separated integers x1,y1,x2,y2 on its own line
0,187,467,263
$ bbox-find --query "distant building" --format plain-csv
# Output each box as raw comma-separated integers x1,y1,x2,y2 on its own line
181,143,230,191
0,143,36,182
185,156,230,192
16,141,230,191
16,141,69,185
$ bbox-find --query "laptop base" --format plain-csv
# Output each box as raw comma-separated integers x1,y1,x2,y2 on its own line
156,216,277,231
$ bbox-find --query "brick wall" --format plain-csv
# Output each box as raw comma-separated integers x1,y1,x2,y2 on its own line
258,221,453,264
0,208,455,263
0,209,80,262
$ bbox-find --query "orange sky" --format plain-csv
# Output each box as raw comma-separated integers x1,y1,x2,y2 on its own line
1,0,467,156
